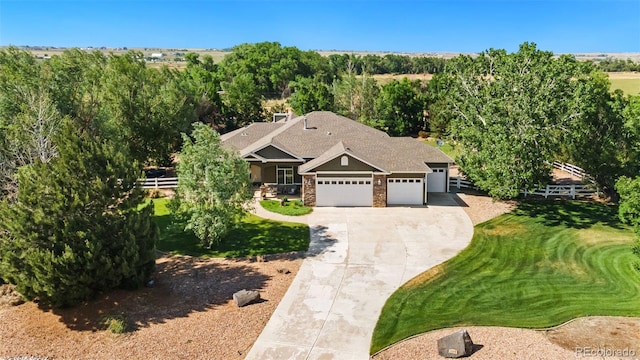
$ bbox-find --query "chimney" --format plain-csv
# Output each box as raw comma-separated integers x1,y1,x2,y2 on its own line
303,117,308,130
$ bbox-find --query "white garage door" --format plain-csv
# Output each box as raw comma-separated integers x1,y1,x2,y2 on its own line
316,178,373,207
387,178,424,205
427,168,447,193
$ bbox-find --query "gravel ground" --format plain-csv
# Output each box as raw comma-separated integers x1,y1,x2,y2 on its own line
372,326,575,360
0,254,301,360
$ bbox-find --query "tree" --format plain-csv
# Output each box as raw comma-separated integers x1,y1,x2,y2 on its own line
0,89,63,199
565,71,631,196
46,48,107,136
179,55,225,131
425,73,456,138
444,43,582,199
288,76,334,114
332,58,379,121
220,73,264,128
169,123,252,248
615,176,640,270
0,121,157,307
371,78,426,136
0,47,62,199
101,52,195,166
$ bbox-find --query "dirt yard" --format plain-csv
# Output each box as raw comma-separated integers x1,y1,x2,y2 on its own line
0,254,301,359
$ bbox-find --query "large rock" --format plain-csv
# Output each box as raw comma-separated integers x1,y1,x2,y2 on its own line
233,289,260,307
0,284,24,307
437,329,474,358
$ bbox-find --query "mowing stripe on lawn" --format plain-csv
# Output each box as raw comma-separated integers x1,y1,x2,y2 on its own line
371,200,640,354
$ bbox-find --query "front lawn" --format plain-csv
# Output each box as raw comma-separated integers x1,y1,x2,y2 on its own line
371,200,640,354
151,198,309,258
260,199,313,216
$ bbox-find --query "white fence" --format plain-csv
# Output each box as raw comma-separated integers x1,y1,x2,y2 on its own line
449,176,597,199
551,161,591,181
522,184,597,199
449,160,600,199
139,177,178,189
449,177,479,191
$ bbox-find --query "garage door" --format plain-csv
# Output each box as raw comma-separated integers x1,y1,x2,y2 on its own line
316,178,373,207
427,168,447,193
387,178,424,205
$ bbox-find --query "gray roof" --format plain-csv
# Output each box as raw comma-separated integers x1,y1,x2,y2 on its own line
222,111,453,173
220,122,285,152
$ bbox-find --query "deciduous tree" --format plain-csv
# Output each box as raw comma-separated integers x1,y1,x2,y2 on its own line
371,78,425,136
445,43,581,198
615,176,640,270
288,76,334,114
169,123,252,248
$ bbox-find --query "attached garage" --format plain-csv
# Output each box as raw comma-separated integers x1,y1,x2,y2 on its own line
427,168,448,193
316,177,373,207
387,178,424,205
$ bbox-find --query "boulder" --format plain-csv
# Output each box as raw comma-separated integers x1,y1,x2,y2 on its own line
437,329,474,358
233,289,260,307
0,284,25,307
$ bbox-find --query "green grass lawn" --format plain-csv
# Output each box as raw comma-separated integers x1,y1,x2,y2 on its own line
260,199,313,216
609,78,640,95
421,138,461,160
151,198,309,258
371,200,640,354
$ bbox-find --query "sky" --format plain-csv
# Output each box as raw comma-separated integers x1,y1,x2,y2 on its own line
0,0,639,54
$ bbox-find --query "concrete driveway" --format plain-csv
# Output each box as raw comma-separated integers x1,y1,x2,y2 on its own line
246,193,474,360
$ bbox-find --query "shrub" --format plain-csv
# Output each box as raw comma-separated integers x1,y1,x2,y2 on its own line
147,189,162,199
101,313,128,334
281,196,289,206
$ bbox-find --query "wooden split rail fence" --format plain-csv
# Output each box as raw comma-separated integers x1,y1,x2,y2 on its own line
139,177,178,189
448,161,599,199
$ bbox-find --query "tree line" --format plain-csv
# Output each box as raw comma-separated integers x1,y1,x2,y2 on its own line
593,58,640,72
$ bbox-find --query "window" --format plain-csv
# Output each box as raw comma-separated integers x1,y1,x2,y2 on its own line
341,156,349,166
277,167,294,184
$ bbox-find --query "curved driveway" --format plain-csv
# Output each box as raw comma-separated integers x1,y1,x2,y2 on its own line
247,193,474,359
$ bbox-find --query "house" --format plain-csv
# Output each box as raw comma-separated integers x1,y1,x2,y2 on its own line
221,111,453,207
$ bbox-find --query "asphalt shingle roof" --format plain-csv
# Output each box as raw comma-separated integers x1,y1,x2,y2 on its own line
222,111,453,172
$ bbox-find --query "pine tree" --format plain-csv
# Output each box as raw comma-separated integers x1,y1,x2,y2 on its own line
0,120,157,307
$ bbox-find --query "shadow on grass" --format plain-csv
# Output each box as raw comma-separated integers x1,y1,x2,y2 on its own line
514,199,623,230
47,255,271,332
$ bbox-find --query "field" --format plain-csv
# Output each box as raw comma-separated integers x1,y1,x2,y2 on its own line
608,72,640,95
371,200,640,353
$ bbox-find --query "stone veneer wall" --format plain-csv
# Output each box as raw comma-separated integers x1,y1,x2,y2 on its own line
373,174,387,207
302,175,316,206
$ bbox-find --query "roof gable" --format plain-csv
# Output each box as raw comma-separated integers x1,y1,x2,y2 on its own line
299,141,388,174
255,145,299,160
